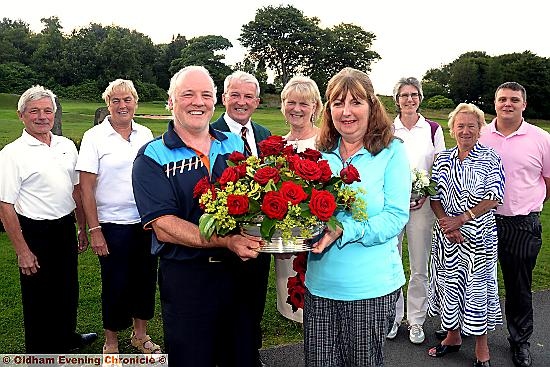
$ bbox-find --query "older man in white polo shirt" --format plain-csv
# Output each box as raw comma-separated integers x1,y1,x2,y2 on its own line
0,85,97,353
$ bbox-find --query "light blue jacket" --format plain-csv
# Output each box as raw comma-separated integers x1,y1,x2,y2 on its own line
306,138,411,300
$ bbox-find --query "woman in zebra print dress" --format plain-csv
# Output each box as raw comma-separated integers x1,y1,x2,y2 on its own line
427,103,504,367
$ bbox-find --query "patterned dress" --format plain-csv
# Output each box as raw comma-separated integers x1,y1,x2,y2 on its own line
428,142,504,336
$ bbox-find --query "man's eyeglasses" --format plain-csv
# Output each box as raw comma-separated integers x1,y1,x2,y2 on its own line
398,93,420,99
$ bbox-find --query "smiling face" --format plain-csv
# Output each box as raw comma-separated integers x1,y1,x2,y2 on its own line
397,84,420,116
222,79,259,125
495,87,526,125
452,112,480,152
169,69,215,134
107,91,136,126
283,91,316,131
18,97,55,143
330,91,370,143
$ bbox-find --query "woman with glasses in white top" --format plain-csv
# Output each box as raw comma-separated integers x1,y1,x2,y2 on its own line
387,77,445,344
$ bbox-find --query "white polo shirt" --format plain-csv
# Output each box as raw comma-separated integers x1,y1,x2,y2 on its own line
393,114,446,171
0,130,79,220
76,117,153,224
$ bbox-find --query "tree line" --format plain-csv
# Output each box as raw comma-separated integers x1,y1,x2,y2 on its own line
1,5,549,118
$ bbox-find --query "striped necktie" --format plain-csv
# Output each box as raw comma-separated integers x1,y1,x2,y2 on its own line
241,126,253,156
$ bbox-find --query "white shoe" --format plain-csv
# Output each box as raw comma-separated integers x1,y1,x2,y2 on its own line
409,324,425,344
386,321,400,339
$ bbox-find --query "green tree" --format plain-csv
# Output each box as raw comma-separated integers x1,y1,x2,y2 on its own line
239,5,321,85
62,23,109,86
447,52,491,107
170,35,233,99
31,17,67,87
155,34,188,90
0,62,39,94
95,26,159,88
310,23,380,94
0,18,36,65
422,67,451,98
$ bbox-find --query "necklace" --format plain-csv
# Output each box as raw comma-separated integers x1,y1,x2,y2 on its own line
340,141,362,163
287,126,318,142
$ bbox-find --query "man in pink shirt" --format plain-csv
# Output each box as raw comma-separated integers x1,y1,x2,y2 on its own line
479,82,550,367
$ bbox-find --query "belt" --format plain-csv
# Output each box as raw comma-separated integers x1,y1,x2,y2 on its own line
495,212,540,220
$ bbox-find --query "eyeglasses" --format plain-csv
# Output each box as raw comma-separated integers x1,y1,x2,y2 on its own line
398,93,420,99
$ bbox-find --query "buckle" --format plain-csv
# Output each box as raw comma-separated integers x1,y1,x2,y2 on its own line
208,256,223,263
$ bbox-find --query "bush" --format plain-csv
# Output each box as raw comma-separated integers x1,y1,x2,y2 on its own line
134,81,167,102
0,62,39,94
57,80,103,102
425,95,455,110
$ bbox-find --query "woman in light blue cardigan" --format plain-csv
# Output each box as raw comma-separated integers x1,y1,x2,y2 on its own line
304,67,411,367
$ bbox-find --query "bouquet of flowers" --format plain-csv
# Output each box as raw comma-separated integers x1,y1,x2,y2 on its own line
194,135,367,244
411,168,436,199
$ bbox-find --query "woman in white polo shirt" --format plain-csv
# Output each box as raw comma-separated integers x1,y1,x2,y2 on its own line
76,79,160,355
387,77,446,344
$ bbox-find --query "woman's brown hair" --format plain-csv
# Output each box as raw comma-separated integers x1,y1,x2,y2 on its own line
317,67,394,156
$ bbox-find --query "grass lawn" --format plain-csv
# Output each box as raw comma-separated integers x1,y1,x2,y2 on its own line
0,95,549,353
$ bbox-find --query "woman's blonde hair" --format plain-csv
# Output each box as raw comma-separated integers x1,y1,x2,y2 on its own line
448,103,486,138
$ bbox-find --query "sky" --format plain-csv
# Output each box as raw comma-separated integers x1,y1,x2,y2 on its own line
3,0,549,96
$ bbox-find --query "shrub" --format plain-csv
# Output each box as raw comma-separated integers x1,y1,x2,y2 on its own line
425,95,455,110
58,80,103,102
134,81,167,102
0,62,39,94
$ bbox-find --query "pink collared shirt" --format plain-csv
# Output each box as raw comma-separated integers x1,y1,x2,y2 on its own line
479,118,550,216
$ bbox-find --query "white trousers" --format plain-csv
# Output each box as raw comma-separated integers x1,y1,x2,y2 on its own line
394,201,435,326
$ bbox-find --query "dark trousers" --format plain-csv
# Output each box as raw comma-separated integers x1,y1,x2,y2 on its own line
18,214,79,353
237,252,271,351
159,257,256,367
496,213,542,346
99,223,158,331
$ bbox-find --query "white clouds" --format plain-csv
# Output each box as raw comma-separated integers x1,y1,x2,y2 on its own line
3,0,549,95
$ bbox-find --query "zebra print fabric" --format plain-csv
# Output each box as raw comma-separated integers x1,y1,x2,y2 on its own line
428,143,505,336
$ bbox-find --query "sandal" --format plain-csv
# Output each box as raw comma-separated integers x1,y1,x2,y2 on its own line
130,332,162,354
103,344,119,354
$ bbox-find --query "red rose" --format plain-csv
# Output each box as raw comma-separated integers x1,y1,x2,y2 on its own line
287,274,302,290
253,166,280,185
259,135,286,157
235,163,247,178
258,135,286,157
226,194,249,215
282,145,295,157
261,191,288,220
293,158,322,181
287,282,305,311
340,164,361,184
292,252,308,274
193,176,211,199
317,160,333,183
280,181,308,205
286,154,300,171
218,166,240,186
228,151,246,163
299,148,322,162
309,189,337,221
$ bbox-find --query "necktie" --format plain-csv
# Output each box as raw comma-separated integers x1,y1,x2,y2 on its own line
241,126,253,156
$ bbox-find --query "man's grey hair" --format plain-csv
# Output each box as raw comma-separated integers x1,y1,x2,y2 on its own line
167,65,217,104
17,85,57,113
224,71,260,97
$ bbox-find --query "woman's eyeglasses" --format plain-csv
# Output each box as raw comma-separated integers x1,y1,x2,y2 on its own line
398,93,420,99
